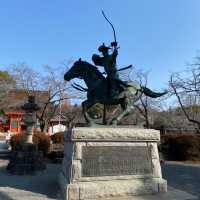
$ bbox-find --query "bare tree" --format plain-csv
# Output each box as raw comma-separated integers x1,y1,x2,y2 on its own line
169,62,200,130
62,105,84,128
8,63,73,132
132,70,166,128
0,70,16,109
9,63,40,94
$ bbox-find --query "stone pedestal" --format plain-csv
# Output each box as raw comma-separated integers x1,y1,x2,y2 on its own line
7,143,46,175
59,127,167,200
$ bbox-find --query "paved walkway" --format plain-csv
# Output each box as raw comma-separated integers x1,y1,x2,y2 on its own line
0,157,199,200
0,141,8,151
0,160,61,200
162,162,200,198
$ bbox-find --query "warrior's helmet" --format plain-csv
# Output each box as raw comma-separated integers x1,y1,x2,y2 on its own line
98,43,111,53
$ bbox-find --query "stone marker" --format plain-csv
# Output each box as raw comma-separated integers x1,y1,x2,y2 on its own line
59,127,167,200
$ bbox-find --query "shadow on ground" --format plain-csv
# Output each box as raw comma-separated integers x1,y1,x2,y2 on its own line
0,160,61,199
162,163,200,198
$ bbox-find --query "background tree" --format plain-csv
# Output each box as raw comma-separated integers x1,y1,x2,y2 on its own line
62,105,83,127
169,59,200,130
0,70,16,108
8,63,72,132
130,69,167,128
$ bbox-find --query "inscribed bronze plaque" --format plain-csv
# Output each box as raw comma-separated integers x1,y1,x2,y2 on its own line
82,146,152,177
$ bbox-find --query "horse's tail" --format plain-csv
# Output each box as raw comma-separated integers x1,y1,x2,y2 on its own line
141,86,167,98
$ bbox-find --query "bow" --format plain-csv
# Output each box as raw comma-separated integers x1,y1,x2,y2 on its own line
102,10,117,46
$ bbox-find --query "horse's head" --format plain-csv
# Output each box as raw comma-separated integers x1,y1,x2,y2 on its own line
64,59,85,81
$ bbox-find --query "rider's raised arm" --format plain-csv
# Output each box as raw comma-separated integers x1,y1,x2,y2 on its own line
111,41,118,60
112,48,118,60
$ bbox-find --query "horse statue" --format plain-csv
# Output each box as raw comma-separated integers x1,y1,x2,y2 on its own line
64,59,167,126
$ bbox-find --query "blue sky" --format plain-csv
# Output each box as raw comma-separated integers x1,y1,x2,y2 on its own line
0,0,200,91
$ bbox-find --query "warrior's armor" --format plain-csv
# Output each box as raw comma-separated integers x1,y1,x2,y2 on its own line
92,42,119,79
92,42,127,96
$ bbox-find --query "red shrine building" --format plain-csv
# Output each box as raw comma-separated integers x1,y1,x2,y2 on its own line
5,111,24,133
0,89,49,134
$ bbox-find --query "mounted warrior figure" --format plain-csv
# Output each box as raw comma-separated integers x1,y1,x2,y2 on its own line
64,11,167,126
92,11,131,97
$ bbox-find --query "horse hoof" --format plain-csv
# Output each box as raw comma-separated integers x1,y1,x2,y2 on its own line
88,122,95,127
110,120,118,126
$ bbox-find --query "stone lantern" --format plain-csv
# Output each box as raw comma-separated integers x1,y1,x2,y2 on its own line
7,96,46,175
21,96,40,143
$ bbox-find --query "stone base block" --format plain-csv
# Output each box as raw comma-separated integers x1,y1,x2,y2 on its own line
7,143,46,175
59,127,168,200
59,172,167,200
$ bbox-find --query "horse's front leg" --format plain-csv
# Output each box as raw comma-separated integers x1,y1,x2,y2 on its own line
110,98,133,126
82,100,96,126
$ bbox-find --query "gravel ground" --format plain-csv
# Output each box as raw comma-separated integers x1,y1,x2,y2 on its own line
0,159,61,200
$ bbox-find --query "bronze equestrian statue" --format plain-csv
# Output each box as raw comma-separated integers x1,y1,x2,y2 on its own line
64,11,167,126
64,58,167,126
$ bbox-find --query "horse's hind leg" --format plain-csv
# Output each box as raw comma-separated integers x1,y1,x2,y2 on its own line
82,100,95,126
110,98,133,125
